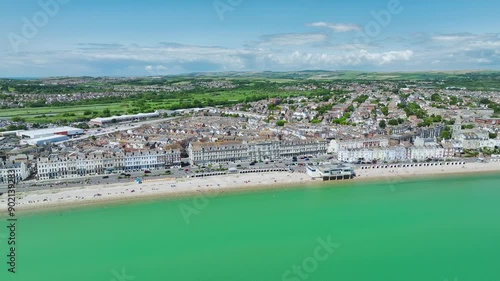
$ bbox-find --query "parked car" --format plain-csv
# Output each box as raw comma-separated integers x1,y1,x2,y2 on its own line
144,170,151,174
102,176,109,179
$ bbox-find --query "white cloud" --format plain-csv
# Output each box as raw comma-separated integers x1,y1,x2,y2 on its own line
267,49,414,68
145,65,169,75
5,32,500,76
307,22,361,32
257,33,327,46
432,34,476,42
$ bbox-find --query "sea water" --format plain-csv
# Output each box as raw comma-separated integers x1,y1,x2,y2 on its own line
2,173,500,281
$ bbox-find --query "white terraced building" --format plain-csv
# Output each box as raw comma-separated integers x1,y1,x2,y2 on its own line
407,146,445,161
37,152,125,180
0,162,30,185
123,150,179,171
247,141,281,162
37,149,181,180
279,140,329,158
337,146,407,163
329,137,390,153
188,139,329,164
188,141,249,165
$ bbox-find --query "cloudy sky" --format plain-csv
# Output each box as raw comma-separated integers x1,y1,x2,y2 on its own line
1,0,500,77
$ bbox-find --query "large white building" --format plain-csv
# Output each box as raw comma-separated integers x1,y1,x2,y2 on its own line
456,132,491,150
407,146,445,161
279,140,328,159
17,127,83,139
188,139,329,165
89,112,160,126
188,141,249,165
21,135,69,146
37,148,181,180
329,137,390,153
247,141,280,162
337,146,407,163
0,162,30,185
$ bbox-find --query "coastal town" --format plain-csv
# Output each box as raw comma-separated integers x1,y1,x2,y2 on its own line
1,76,499,193
3,1,500,280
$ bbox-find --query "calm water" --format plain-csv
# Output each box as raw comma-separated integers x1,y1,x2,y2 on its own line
2,174,500,281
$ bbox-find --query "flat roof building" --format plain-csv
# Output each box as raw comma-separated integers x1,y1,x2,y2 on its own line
306,164,356,181
17,127,83,139
89,112,160,126
21,135,70,146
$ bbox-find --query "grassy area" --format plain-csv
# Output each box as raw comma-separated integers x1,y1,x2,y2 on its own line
0,104,127,118
2,86,314,124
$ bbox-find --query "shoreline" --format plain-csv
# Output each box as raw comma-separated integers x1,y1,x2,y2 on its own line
1,161,499,215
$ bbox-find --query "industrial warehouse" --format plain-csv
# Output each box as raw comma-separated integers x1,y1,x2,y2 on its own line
17,127,84,146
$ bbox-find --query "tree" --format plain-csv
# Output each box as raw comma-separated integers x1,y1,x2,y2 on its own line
276,120,286,127
380,106,389,116
388,119,399,126
102,108,111,117
11,116,25,122
440,130,452,140
379,120,387,129
479,98,491,105
431,93,441,102
440,126,452,140
461,124,474,129
489,133,498,139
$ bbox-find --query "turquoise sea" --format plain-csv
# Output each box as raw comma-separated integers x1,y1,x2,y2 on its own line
1,173,500,281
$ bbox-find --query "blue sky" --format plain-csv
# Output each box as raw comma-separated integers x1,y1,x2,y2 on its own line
1,0,500,77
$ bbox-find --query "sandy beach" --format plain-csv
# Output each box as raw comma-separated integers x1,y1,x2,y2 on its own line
1,161,499,213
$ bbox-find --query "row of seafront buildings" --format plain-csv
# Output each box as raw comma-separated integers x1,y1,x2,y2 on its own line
331,137,455,163
332,134,500,163
3,139,329,182
336,145,456,163
36,145,182,180
188,139,328,165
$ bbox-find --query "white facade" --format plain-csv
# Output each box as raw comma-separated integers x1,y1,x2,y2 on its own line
18,127,83,139
188,140,328,164
329,137,389,153
279,140,328,158
37,149,181,180
21,135,69,146
0,162,30,184
407,146,445,161
337,146,407,163
188,141,249,165
247,141,280,162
